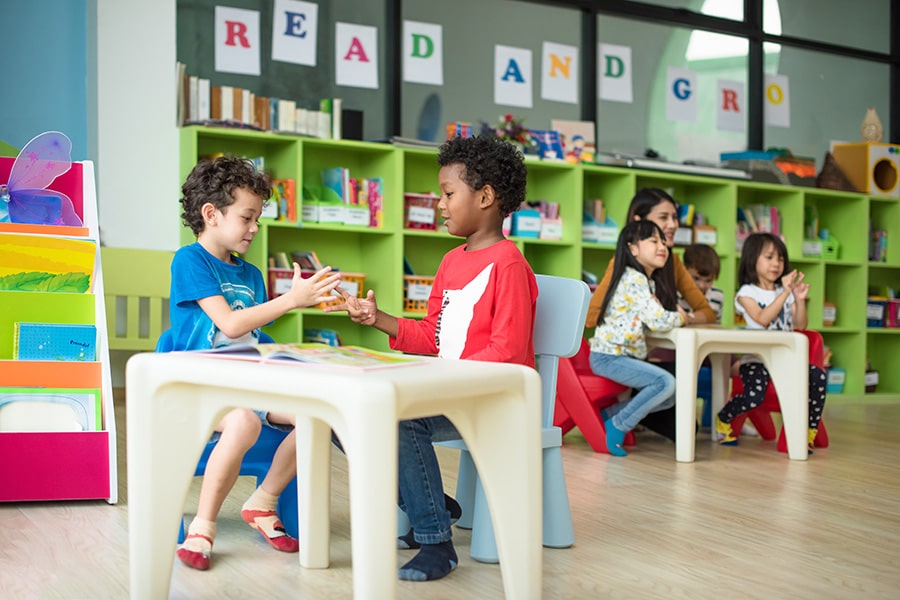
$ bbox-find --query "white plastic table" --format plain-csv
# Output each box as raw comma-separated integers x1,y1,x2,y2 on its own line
647,326,809,462
125,352,543,599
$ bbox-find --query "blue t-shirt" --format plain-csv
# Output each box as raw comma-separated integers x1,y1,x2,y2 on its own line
169,242,268,350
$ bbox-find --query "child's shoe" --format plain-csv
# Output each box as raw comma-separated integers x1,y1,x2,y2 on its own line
601,409,627,457
807,428,818,454
715,415,738,446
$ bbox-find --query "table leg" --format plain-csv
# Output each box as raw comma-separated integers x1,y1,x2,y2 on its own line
127,369,219,599
707,354,731,442
451,382,543,599
342,383,399,600
674,330,699,463
297,417,331,568
767,337,809,461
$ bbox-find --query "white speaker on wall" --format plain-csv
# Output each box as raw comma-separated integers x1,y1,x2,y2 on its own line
832,142,900,197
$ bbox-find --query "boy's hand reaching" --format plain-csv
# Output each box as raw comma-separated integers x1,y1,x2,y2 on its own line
288,264,341,309
323,287,378,326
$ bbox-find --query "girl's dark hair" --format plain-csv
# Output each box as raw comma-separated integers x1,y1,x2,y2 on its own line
597,220,677,325
627,187,678,222
180,155,272,235
437,135,527,217
738,232,790,286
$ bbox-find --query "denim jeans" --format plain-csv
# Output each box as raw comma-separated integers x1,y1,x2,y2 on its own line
589,352,675,432
398,416,460,545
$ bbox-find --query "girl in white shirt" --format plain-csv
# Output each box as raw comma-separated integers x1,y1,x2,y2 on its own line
716,233,827,450
589,220,688,456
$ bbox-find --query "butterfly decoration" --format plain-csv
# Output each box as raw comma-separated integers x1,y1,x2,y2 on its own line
0,131,82,226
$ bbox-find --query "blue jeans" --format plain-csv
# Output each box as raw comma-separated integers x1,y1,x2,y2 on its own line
398,416,460,545
589,352,675,432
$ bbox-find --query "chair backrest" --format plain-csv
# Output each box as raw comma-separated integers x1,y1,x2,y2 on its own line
533,274,592,427
101,247,173,352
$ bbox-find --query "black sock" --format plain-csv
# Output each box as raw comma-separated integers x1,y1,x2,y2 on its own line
397,528,419,550
397,541,458,581
398,494,462,550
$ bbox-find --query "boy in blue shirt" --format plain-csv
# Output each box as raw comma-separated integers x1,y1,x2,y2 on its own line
171,155,340,570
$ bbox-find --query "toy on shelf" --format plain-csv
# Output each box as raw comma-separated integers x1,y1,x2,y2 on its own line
0,131,82,226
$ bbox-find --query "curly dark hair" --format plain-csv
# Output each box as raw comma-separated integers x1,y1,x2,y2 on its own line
180,155,272,235
437,135,527,217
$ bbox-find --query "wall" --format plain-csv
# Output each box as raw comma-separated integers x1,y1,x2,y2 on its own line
1,1,89,159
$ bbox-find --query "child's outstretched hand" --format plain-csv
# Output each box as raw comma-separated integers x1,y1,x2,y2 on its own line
676,305,691,326
323,287,378,326
793,272,810,301
288,264,341,309
781,269,799,293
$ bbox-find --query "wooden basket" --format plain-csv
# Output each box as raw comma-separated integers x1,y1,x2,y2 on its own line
403,275,435,313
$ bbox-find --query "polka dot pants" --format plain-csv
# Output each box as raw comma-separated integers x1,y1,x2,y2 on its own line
718,362,827,430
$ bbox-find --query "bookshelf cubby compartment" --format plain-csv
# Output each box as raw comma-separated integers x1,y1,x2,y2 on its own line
0,161,117,504
179,126,899,405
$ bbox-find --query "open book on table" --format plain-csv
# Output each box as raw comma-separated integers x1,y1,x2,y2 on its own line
192,342,427,371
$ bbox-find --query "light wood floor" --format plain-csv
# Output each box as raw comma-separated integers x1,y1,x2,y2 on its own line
2,395,900,599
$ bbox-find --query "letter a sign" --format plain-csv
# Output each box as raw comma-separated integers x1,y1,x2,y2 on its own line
404,21,443,85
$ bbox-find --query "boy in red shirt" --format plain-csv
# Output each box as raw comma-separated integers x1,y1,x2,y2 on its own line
327,135,537,581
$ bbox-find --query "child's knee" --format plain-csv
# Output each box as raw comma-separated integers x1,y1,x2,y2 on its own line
221,408,262,438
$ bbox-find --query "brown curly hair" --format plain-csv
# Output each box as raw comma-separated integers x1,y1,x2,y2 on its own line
180,155,272,235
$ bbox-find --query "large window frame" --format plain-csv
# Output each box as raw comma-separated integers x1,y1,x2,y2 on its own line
387,0,899,147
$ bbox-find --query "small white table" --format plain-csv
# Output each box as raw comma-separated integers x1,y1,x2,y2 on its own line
648,326,809,462
125,352,543,599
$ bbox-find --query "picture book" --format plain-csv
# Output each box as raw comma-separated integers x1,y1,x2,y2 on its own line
0,387,101,432
194,342,427,371
550,119,597,164
0,232,96,293
14,322,97,361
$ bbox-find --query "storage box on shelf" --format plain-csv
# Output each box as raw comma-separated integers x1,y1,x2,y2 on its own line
179,126,899,405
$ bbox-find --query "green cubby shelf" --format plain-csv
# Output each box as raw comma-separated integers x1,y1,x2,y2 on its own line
179,126,899,404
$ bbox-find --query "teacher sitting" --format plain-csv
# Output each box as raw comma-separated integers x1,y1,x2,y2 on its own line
585,187,715,441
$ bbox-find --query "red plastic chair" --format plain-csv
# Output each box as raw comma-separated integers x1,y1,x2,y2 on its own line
728,329,829,451
553,339,634,454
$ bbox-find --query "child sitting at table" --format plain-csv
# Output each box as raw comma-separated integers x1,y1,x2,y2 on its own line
325,134,536,582
715,232,827,450
588,220,688,456
679,243,724,323
170,155,341,570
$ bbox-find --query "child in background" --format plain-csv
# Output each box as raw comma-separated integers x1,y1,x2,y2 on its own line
326,135,536,582
679,243,724,322
588,220,688,456
715,232,826,450
171,155,341,570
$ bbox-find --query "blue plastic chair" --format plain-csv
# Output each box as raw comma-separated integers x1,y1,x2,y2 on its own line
421,274,589,563
156,330,299,542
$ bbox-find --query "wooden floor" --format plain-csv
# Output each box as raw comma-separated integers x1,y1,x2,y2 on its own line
3,395,900,599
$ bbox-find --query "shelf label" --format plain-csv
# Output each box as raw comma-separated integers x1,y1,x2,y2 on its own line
407,205,435,225
407,283,432,301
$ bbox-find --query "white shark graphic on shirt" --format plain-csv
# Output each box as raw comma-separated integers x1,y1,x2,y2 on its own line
436,263,493,359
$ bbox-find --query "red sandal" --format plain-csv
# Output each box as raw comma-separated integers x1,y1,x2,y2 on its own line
176,533,213,570
241,509,299,553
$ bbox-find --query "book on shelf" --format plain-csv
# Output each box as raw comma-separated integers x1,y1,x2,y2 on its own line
192,343,427,371
0,387,101,432
291,250,322,271
197,78,211,121
303,328,342,347
320,98,343,139
0,232,97,293
14,322,97,361
550,119,597,163
272,179,297,222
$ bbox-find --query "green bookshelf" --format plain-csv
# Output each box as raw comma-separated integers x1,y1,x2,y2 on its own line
178,125,900,405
